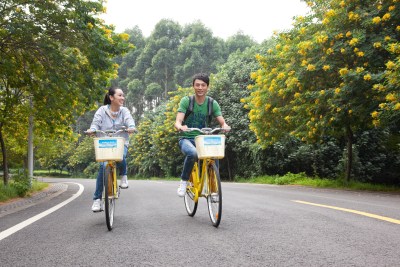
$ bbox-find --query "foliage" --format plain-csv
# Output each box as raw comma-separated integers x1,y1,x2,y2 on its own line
0,179,48,202
0,0,132,184
235,172,400,192
129,88,190,177
244,0,400,181
211,46,265,178
68,137,95,174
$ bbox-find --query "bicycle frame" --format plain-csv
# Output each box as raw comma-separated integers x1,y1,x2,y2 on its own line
190,158,216,203
103,160,119,199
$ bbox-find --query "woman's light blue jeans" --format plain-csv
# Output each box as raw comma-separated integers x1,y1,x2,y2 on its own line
93,146,128,200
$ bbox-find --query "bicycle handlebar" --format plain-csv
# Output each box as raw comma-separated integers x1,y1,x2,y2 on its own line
84,127,135,137
184,127,231,134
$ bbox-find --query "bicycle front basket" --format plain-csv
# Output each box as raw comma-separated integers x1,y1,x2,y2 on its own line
195,135,225,159
93,137,124,162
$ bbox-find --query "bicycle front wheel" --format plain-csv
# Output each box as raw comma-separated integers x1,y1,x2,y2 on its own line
207,162,222,227
104,165,115,231
184,163,198,216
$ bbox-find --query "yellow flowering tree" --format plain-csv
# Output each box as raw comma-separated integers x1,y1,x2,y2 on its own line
246,0,400,181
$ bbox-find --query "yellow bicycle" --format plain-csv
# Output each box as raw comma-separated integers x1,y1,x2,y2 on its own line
86,129,126,231
183,127,228,227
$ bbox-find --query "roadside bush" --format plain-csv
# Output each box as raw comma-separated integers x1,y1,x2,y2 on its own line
11,171,31,197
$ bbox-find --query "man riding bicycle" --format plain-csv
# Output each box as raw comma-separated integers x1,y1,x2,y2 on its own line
174,73,230,197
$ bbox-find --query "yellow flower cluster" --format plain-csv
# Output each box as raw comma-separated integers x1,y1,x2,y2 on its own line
339,68,349,76
373,42,382,48
326,48,334,55
364,74,372,81
386,61,396,69
316,34,329,44
326,9,336,18
349,38,359,46
323,65,330,71
382,13,391,21
386,93,396,102
306,64,316,71
372,17,381,24
348,12,360,21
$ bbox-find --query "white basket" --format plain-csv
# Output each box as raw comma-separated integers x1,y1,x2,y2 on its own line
93,137,124,162
195,135,225,159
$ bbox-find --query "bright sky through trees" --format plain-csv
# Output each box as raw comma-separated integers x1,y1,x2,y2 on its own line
102,0,310,42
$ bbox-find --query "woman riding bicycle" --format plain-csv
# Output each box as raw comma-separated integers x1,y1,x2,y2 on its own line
174,73,230,197
86,87,136,212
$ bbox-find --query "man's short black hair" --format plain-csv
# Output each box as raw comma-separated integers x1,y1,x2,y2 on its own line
192,73,209,86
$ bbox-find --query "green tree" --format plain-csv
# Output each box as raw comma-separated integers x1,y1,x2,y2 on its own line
175,21,226,86
0,0,131,184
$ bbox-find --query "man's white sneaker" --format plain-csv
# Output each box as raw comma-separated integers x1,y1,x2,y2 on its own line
91,199,102,212
211,193,219,203
120,175,128,189
177,180,187,197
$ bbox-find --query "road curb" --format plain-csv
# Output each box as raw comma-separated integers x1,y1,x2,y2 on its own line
0,183,68,218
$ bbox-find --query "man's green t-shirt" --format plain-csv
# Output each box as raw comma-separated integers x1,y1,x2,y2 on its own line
178,96,222,139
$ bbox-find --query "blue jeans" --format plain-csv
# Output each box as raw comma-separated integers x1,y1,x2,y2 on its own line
179,138,197,181
93,146,128,200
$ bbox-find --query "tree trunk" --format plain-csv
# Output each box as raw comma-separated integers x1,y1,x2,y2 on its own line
345,125,353,182
0,126,9,185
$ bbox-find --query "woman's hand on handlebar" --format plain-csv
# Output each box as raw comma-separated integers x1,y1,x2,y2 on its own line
84,129,96,136
127,128,137,134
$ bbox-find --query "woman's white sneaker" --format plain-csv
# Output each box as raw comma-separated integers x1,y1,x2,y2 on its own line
120,175,129,189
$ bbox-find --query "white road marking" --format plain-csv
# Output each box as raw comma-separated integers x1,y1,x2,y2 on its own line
0,182,84,241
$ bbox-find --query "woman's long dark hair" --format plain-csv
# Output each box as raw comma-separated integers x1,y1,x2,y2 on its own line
103,87,117,105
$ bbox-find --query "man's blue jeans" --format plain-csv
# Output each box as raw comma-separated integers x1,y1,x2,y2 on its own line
93,146,128,200
179,138,197,181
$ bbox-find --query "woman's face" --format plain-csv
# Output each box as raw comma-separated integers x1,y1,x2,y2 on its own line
110,88,125,107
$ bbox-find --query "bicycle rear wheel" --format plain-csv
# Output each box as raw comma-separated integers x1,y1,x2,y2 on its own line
104,165,115,231
184,163,198,216
207,162,222,227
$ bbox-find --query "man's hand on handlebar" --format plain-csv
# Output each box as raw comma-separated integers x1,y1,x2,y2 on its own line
179,125,189,132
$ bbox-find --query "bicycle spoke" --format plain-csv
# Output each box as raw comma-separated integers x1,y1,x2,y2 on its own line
104,165,115,231
207,162,222,227
184,164,198,216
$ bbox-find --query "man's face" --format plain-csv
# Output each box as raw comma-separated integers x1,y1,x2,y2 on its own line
193,79,208,97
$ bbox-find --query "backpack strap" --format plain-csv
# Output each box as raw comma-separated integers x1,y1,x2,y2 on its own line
207,96,214,125
183,95,195,124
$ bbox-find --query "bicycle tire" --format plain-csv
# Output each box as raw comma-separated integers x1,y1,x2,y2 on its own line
184,163,198,216
104,165,115,231
207,162,222,227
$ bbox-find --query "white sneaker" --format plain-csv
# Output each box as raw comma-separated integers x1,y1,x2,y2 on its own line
120,175,128,189
91,199,101,212
211,193,219,203
177,180,187,197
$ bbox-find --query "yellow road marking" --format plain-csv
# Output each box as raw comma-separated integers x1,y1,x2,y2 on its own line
293,200,400,225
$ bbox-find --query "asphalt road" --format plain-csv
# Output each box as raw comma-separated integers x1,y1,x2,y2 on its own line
0,178,399,266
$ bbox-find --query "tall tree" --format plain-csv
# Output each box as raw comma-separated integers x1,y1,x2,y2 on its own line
0,0,131,184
